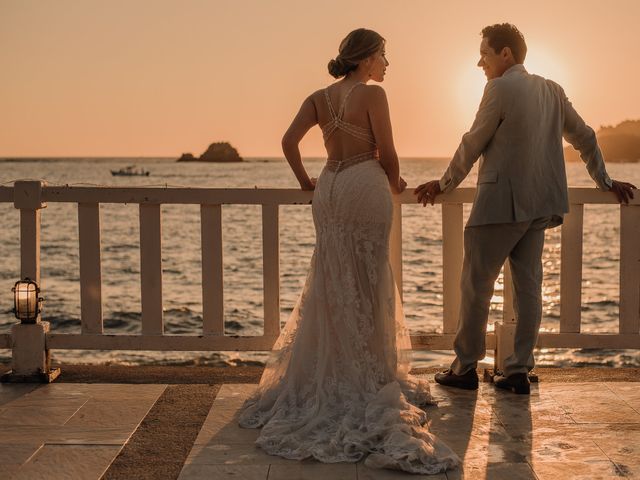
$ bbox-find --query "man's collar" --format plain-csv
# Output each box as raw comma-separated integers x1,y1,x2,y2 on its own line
502,64,527,77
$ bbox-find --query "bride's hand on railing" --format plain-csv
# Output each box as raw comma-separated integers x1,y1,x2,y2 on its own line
301,177,317,191
391,177,407,194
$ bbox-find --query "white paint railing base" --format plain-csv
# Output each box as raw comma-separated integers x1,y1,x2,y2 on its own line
494,321,516,373
1,331,635,353
0,322,60,383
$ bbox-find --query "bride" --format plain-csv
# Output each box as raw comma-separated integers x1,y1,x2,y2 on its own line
238,28,459,474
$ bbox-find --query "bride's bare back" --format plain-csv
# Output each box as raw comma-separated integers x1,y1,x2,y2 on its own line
282,78,403,193
315,81,376,160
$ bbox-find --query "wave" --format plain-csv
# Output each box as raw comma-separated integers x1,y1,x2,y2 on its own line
103,244,139,253
583,299,618,307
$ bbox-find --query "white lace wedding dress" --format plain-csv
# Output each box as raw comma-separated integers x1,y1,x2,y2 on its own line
238,83,459,475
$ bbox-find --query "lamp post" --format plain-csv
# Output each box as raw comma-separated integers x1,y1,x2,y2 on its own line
1,180,60,383
1,276,60,383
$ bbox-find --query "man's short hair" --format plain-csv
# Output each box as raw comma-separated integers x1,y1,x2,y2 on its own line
481,23,527,64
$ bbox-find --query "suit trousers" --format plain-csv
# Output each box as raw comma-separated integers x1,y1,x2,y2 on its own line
450,217,551,377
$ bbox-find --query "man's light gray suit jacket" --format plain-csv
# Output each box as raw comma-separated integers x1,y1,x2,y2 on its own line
439,64,611,228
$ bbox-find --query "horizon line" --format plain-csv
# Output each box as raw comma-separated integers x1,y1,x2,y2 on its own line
0,156,452,161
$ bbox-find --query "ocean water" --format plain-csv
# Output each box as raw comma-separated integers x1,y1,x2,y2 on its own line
0,157,638,368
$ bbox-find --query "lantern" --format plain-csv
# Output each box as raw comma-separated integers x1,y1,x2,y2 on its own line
12,278,42,323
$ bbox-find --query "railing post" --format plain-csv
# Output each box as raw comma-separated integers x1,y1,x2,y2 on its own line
1,181,60,383
442,203,463,334
620,204,640,334
560,204,584,332
78,203,103,334
262,205,280,337
140,203,164,335
495,262,516,374
201,204,224,335
390,202,403,300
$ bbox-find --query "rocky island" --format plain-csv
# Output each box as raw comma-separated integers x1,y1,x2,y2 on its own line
564,119,640,163
177,142,243,163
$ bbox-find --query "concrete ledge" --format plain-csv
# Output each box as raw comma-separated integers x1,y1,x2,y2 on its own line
1,363,638,384
1,367,61,383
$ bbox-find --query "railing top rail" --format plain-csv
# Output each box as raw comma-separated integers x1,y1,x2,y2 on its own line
0,185,637,205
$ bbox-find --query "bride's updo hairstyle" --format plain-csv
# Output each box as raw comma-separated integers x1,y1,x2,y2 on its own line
328,28,385,79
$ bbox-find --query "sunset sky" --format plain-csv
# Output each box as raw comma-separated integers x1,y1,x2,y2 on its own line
1,0,639,158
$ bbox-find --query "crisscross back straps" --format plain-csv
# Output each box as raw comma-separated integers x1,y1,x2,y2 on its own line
321,83,376,145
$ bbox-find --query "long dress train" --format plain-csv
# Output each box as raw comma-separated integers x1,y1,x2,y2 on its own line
238,83,459,475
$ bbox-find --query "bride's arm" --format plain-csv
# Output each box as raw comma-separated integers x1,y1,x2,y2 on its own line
282,95,318,190
368,86,403,194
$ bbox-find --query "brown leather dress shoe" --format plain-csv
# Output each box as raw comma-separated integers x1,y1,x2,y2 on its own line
493,372,531,394
434,369,479,390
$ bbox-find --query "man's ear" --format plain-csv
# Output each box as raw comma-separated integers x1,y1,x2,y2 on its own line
501,46,514,61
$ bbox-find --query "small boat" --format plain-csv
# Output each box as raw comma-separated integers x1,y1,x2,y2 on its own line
111,165,150,176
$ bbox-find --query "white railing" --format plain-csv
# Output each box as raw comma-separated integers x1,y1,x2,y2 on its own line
0,181,639,359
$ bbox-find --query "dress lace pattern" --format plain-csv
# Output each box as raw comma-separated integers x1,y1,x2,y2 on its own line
238,84,459,475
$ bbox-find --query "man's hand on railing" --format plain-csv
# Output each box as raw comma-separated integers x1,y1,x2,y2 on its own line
414,180,442,206
609,180,637,204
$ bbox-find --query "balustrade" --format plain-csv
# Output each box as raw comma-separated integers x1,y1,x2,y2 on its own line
0,182,638,369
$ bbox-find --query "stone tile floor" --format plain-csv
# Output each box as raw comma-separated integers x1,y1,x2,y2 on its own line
0,383,165,479
178,381,640,480
1,380,639,479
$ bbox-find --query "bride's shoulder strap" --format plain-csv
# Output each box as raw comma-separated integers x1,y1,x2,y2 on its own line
337,82,364,119
324,87,337,119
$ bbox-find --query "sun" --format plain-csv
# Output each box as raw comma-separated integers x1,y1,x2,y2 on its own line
453,45,571,128
454,56,487,125
524,45,571,90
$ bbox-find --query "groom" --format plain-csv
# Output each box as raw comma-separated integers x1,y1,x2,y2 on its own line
415,23,636,394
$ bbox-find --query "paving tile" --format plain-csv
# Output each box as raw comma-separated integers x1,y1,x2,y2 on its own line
0,384,40,406
497,433,608,464
540,382,606,393
1,464,21,478
0,404,85,426
209,408,245,425
64,397,156,428
10,444,122,480
0,425,132,445
0,443,42,465
532,438,607,463
175,383,640,480
194,412,260,445
548,386,640,424
357,463,447,479
214,384,258,405
458,441,529,465
568,402,640,424
78,384,165,400
446,462,536,480
429,412,511,454
185,443,295,465
607,461,640,479
269,462,356,480
178,464,269,480
531,459,623,480
2,384,103,408
491,395,574,426
3,391,90,408
592,426,640,476
9,383,165,405
605,382,640,412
